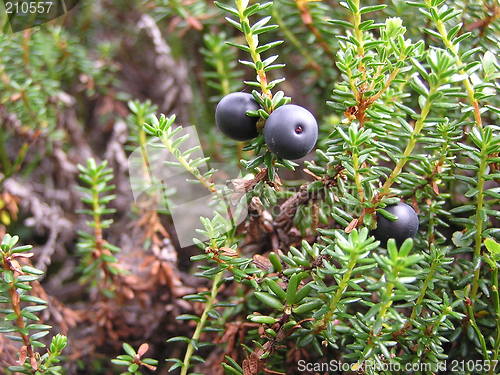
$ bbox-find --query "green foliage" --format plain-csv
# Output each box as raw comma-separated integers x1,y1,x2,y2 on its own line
215,0,297,180
127,100,158,152
0,26,112,185
111,342,158,375
77,158,122,293
1,234,48,348
156,0,500,374
0,234,67,374
1,0,499,373
153,0,214,31
143,114,216,192
166,214,239,375
201,32,243,101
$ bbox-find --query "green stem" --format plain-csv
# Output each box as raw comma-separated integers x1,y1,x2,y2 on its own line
181,271,223,375
345,64,359,99
426,1,488,303
355,280,395,367
352,0,364,56
424,0,488,304
90,175,113,291
492,265,500,372
317,255,358,329
425,0,482,128
466,301,490,361
352,151,364,202
374,282,395,333
137,115,153,186
215,58,231,96
91,180,102,245
42,347,63,371
427,206,435,245
212,42,232,96
471,149,487,300
379,91,434,197
11,143,29,175
235,0,273,104
410,259,439,321
159,134,216,192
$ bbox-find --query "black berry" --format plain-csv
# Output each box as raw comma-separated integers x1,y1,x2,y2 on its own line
373,202,419,246
215,92,260,141
263,104,318,160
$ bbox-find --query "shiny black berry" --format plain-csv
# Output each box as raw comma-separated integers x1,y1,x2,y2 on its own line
373,202,419,246
215,92,260,141
263,104,318,160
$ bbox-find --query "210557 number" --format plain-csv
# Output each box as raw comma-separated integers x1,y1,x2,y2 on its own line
449,359,498,373
5,1,54,14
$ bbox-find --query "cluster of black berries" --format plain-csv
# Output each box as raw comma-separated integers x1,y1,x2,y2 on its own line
215,92,318,160
216,93,419,247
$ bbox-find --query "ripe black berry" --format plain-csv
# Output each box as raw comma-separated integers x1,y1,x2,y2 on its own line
263,104,318,160
215,92,260,141
373,202,419,246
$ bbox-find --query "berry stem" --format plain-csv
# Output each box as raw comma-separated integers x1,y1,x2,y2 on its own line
235,0,273,104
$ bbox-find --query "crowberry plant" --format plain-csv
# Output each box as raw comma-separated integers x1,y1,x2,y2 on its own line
163,0,499,373
0,234,67,374
0,0,498,374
